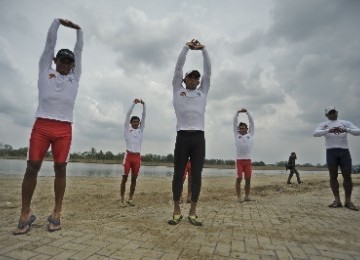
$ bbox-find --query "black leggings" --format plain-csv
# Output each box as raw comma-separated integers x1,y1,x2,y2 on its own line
172,131,205,202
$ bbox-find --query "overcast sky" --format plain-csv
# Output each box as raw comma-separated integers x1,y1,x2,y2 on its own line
1,0,359,165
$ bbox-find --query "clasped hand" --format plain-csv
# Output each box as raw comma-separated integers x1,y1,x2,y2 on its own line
329,127,346,135
186,39,205,50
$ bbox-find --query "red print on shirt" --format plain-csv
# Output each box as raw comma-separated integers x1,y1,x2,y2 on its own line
180,92,186,96
48,73,56,79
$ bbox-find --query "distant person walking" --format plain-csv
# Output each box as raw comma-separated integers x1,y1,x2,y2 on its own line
169,39,211,226
233,109,255,202
13,18,83,235
120,99,146,208
313,106,360,211
286,152,302,184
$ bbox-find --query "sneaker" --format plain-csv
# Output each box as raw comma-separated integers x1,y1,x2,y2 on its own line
188,215,202,226
120,201,127,208
127,200,135,207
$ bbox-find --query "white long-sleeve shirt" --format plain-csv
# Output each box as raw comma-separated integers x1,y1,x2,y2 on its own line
234,111,254,160
172,46,211,131
124,103,146,153
313,119,360,149
35,19,84,122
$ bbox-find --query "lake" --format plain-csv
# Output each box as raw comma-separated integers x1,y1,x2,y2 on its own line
0,159,320,177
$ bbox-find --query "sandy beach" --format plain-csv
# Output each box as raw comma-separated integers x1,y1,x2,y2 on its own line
1,172,360,259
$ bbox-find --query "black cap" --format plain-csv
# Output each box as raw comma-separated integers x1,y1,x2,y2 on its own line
185,70,201,78
56,49,75,62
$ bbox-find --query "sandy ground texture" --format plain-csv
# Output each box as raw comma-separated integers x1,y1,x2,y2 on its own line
0,172,360,259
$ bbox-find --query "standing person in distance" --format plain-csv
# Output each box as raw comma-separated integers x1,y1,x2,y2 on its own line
13,18,83,235
313,106,360,211
234,108,255,203
169,39,211,226
120,99,146,207
286,152,303,184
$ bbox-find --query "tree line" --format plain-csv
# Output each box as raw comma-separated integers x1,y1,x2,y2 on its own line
0,143,271,166
0,143,327,167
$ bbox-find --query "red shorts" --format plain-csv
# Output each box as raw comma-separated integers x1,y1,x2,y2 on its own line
182,161,191,181
28,118,72,163
123,151,141,176
236,159,252,179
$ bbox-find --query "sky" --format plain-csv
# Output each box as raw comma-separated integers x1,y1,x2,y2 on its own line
1,0,359,165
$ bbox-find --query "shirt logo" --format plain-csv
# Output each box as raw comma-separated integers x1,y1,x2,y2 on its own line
180,92,186,96
48,73,56,79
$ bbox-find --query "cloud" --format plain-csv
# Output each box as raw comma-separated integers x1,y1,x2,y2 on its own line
1,0,359,165
0,47,36,127
260,1,360,122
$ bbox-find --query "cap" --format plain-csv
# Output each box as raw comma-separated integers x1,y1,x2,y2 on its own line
325,106,337,116
56,49,75,62
184,70,201,78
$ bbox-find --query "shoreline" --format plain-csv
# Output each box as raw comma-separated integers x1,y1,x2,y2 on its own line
0,156,328,171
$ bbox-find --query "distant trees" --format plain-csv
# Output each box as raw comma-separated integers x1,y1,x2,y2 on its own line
69,148,123,162
252,161,266,166
0,143,327,167
0,144,28,157
275,161,287,167
0,143,51,158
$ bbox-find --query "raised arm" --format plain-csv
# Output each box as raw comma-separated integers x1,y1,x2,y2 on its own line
233,111,239,135
247,111,254,136
124,102,135,132
140,100,146,131
186,39,211,94
39,19,60,72
59,19,83,81
73,27,83,81
199,48,211,94
172,45,190,90
39,18,83,78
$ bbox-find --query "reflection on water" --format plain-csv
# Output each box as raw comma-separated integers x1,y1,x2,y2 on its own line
0,158,320,177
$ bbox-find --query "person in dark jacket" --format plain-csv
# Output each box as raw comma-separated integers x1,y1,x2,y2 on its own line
286,152,302,184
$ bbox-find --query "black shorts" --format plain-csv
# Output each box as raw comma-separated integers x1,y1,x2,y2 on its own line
326,148,352,171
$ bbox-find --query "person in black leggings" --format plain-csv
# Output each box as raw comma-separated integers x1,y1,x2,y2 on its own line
169,39,211,226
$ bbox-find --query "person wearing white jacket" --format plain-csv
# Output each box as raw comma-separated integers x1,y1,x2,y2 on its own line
233,109,254,202
169,39,211,226
120,99,146,208
14,18,83,235
313,106,360,211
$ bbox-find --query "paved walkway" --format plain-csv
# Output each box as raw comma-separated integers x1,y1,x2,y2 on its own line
1,175,360,259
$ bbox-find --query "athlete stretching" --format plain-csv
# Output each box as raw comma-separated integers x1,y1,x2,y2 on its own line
120,99,146,207
169,39,211,226
14,18,83,235
234,109,255,202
